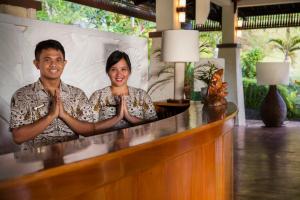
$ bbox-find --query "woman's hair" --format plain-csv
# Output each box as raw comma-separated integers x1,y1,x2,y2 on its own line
106,50,131,73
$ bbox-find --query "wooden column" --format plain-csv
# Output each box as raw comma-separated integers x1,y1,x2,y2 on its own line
149,0,182,101
0,0,41,19
218,4,246,125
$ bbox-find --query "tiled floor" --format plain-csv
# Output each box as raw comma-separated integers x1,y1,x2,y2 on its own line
234,120,300,200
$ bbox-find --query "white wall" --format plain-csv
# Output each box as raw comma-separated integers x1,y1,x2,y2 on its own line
0,13,148,152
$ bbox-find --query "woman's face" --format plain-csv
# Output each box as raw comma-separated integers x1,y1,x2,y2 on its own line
108,58,130,87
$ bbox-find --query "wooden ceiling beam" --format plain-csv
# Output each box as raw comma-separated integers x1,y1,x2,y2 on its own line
237,0,300,8
0,0,41,10
211,0,232,7
66,0,155,22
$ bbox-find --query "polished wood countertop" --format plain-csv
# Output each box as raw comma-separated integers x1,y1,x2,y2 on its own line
0,102,236,181
0,101,237,200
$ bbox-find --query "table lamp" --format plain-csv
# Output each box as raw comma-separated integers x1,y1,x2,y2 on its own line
162,30,199,101
256,62,290,127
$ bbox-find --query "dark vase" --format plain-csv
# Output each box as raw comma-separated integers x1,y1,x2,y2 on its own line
260,85,287,127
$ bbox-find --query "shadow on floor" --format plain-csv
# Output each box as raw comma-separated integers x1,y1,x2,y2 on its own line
234,120,300,200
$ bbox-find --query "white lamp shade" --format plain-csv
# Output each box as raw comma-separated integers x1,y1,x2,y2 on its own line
256,62,290,85
162,30,199,62
195,0,210,25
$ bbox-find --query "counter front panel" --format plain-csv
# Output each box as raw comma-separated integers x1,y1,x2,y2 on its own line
0,102,237,200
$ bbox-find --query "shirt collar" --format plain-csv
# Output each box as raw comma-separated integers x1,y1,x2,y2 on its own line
128,86,134,97
60,81,70,93
33,79,46,93
108,86,133,97
33,79,70,94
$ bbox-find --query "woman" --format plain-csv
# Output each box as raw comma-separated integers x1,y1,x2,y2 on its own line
90,50,157,131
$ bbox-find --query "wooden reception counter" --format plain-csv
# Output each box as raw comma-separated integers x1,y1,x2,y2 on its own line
0,101,237,200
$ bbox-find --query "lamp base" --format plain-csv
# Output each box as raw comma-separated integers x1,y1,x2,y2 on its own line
260,85,287,127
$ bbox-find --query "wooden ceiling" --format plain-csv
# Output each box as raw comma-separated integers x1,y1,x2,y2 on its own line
66,0,300,31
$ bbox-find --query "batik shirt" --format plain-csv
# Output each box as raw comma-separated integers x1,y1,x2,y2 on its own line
89,86,157,128
10,79,93,149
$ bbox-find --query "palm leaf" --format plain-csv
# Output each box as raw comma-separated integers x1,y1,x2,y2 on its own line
289,47,300,53
147,75,174,94
199,40,212,54
152,48,162,56
269,33,300,63
157,65,174,77
268,38,285,46
194,62,218,85
290,37,300,46
148,80,173,95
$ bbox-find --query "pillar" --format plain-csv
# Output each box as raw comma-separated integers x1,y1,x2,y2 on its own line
0,0,41,19
218,5,246,125
149,0,185,101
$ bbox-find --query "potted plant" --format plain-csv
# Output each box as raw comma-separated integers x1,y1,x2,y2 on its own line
147,41,213,98
194,61,219,100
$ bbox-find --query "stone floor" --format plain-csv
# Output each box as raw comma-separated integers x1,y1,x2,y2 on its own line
234,120,300,200
245,119,300,128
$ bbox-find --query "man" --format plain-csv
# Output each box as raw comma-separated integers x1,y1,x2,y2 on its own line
10,39,94,149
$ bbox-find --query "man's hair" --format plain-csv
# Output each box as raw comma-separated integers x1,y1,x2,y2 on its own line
35,39,65,60
106,50,131,73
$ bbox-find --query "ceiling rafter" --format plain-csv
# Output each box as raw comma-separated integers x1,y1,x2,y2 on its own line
65,0,300,31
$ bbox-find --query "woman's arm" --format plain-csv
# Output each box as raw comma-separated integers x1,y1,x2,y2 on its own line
59,112,94,136
59,90,125,135
122,96,143,124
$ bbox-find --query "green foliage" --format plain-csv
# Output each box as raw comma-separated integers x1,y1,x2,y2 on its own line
199,32,222,58
37,0,96,25
147,63,194,95
241,48,265,78
147,39,214,95
184,62,195,99
243,78,268,109
278,85,300,118
36,0,156,59
268,29,300,63
37,0,156,34
194,61,218,86
191,91,202,101
241,28,300,121
185,62,194,85
147,74,174,95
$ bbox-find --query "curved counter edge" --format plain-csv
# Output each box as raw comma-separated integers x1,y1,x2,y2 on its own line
0,102,237,200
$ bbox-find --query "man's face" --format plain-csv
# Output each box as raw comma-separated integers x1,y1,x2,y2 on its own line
34,48,66,81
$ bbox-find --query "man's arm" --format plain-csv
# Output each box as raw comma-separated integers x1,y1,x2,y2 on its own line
12,95,59,144
60,113,124,135
58,89,124,135
12,114,56,144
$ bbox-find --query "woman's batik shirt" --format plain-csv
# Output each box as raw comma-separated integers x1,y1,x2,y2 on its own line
89,86,157,128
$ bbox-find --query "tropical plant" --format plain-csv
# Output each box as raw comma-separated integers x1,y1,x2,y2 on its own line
193,61,220,100
37,0,156,59
241,48,265,78
147,41,214,95
194,61,218,86
199,32,222,58
147,63,174,95
268,28,300,64
243,78,268,110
